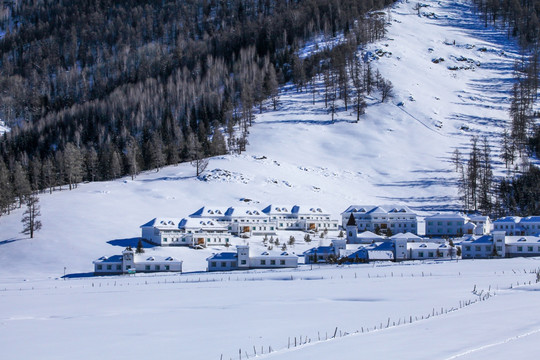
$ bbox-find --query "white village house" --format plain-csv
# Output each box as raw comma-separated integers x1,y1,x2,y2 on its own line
207,245,298,271
461,231,540,258
140,217,230,247
424,213,488,237
341,205,418,235
93,247,182,275
190,206,276,236
262,205,339,231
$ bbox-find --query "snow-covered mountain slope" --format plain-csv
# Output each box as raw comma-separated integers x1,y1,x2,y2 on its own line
0,0,521,280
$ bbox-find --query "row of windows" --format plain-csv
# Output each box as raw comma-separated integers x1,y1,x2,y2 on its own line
96,264,122,271
516,246,540,252
427,221,465,226
358,223,415,228
464,246,492,252
144,265,170,271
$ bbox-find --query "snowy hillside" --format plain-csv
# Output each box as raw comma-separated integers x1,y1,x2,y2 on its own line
0,0,521,280
1,1,539,359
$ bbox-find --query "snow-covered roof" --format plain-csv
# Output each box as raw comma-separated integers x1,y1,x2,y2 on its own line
341,205,416,215
390,232,421,240
250,250,298,259
291,205,330,215
190,207,229,217
505,236,540,245
303,246,335,255
224,206,267,218
520,216,540,223
179,218,228,231
134,254,181,264
262,205,294,215
407,242,449,250
206,252,238,261
93,255,123,264
493,216,521,224
424,213,468,221
140,218,183,229
357,230,384,239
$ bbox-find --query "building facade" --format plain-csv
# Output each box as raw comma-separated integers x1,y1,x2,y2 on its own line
341,205,418,235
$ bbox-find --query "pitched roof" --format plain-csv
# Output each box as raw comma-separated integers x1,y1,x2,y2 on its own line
356,230,383,239
493,216,521,223
206,252,238,261
347,213,357,226
424,213,468,220
341,205,416,215
140,218,183,229
520,216,540,223
303,246,335,255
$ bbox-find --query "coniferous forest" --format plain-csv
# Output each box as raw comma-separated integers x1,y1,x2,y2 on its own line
470,0,540,216
0,0,395,215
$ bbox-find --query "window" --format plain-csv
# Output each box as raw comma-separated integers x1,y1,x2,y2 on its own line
496,246,502,251
517,246,523,252
280,260,285,265
145,265,150,270
447,222,452,226
475,246,481,251
165,265,170,271
428,221,433,225
107,265,112,270
261,260,266,265
270,260,276,265
485,246,491,251
155,265,160,271
428,252,434,257
163,238,167,242
97,265,102,270
221,262,227,267
231,262,237,267
116,265,121,270
465,246,471,251
126,265,131,270
418,252,424,257
528,246,533,252
211,262,216,267
241,260,246,265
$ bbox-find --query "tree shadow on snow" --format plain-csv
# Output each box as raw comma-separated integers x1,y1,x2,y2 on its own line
107,237,155,248
63,272,95,279
0,237,26,246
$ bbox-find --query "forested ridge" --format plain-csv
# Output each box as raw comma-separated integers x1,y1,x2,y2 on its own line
0,0,395,215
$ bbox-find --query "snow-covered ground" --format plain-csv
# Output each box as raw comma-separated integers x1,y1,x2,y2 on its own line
1,0,538,358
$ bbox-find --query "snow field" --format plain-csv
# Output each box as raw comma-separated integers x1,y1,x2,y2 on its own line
1,258,539,359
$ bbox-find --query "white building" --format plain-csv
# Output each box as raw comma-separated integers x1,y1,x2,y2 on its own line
492,216,522,235
207,245,298,271
424,213,477,237
191,206,276,236
262,205,339,231
93,248,182,275
504,235,540,257
460,235,495,259
407,242,454,260
469,215,493,235
140,217,231,247
518,216,540,235
341,205,418,235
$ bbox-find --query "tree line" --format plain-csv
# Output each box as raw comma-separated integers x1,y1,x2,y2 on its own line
0,0,396,217
452,1,540,217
